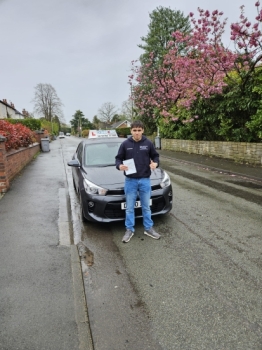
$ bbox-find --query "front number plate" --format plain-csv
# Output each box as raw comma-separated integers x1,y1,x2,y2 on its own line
121,199,152,210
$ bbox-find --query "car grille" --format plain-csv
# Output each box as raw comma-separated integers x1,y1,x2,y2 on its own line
104,196,165,219
107,189,124,195
151,184,162,191
106,184,161,196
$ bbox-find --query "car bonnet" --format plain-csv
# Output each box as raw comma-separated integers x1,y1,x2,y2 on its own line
83,165,163,188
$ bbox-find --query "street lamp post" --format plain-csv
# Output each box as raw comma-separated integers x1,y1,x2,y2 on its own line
130,83,134,122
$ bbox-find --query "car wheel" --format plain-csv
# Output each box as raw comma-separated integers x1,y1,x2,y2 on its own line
80,194,88,222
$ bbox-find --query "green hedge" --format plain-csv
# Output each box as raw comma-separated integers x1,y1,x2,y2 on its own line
116,127,131,137
2,118,41,130
60,126,71,134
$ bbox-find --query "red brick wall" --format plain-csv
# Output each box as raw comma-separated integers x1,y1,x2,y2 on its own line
0,142,40,193
34,133,43,144
0,141,9,192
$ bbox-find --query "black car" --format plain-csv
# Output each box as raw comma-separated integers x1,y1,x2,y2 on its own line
67,136,173,222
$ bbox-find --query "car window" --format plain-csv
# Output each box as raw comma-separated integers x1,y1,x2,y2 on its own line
84,142,122,166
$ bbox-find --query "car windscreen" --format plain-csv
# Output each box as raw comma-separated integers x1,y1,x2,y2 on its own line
84,142,123,166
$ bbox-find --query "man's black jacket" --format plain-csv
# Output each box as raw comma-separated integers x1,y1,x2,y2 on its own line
115,136,159,178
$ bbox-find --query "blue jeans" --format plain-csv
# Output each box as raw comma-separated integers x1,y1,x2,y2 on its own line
124,177,153,232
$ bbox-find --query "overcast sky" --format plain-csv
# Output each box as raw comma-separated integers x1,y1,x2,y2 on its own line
0,0,257,123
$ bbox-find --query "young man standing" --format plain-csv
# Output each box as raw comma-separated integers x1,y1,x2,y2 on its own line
115,120,161,243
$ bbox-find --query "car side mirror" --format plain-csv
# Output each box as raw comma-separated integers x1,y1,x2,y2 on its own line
67,159,80,167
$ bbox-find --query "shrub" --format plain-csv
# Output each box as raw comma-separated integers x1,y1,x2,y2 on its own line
115,127,130,137
6,118,41,130
40,119,59,136
0,120,34,151
82,129,89,138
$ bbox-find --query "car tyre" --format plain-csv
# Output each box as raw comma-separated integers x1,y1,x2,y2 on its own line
80,194,88,222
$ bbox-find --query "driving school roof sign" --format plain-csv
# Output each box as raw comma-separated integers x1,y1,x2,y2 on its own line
88,130,118,138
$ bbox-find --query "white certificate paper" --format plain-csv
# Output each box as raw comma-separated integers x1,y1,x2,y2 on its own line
123,158,137,175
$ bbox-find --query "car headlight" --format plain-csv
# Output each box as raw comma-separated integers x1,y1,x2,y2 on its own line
83,179,108,195
160,171,171,188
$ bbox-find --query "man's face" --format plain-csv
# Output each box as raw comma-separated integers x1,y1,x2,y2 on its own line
131,127,144,141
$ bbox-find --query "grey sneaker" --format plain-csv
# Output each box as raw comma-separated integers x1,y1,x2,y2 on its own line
122,229,134,243
144,227,161,239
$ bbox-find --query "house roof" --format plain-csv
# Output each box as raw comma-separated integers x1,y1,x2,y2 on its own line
111,120,130,128
0,99,24,116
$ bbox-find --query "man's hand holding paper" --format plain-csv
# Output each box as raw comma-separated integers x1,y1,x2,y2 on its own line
122,158,137,175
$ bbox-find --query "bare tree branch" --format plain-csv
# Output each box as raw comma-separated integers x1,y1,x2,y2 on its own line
32,83,64,122
121,99,134,121
98,102,118,123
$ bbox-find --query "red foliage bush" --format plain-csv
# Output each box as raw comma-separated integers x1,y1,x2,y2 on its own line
0,120,34,151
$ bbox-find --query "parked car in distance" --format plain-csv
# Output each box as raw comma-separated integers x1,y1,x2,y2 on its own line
67,132,173,223
59,132,65,139
66,133,71,136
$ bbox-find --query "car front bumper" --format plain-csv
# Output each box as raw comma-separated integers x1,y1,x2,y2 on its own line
80,186,173,223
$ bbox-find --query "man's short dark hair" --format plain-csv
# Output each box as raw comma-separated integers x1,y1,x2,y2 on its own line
130,120,144,129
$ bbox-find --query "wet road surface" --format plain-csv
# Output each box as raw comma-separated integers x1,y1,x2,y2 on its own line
62,136,262,350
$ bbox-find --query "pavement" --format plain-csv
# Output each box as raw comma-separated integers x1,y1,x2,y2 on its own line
0,141,93,350
158,149,262,181
0,141,261,350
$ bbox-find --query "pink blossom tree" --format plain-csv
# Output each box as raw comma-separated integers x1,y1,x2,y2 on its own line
131,2,262,131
